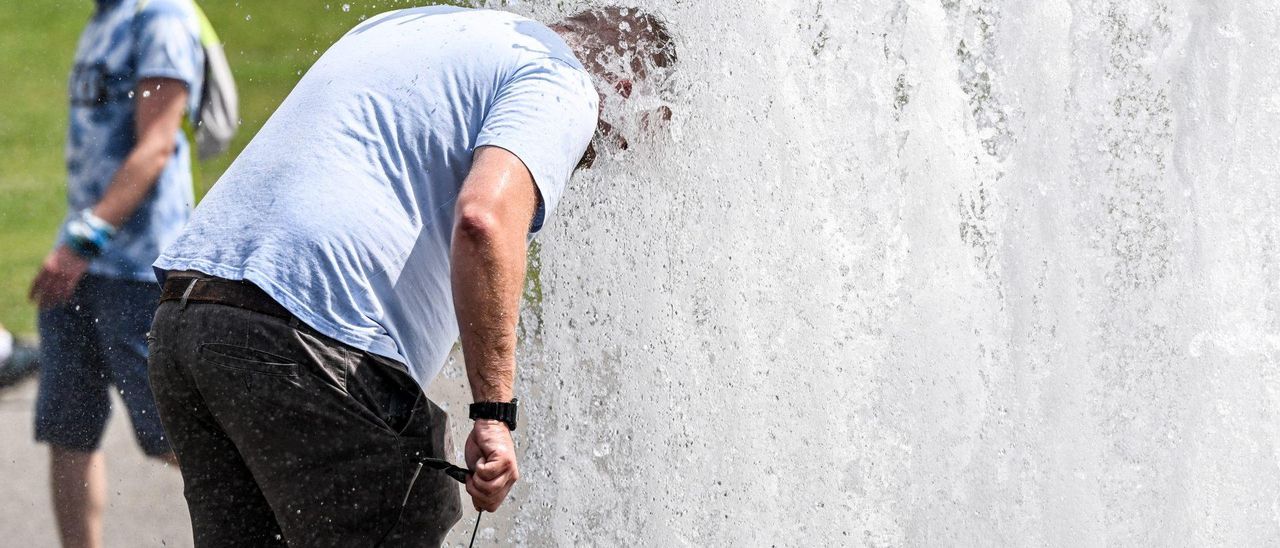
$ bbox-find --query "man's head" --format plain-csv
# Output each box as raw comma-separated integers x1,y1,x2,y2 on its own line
552,7,677,166
553,7,677,95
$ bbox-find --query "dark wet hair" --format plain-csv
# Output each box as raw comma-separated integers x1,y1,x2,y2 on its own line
558,7,677,76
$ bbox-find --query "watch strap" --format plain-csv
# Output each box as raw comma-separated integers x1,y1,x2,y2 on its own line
469,398,518,431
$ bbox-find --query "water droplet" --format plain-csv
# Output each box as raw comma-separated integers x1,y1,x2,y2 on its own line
342,3,350,12
245,14,252,21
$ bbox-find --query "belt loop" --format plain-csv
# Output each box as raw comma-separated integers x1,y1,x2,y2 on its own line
180,278,200,310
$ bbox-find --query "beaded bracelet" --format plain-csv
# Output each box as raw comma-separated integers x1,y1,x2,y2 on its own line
65,209,117,259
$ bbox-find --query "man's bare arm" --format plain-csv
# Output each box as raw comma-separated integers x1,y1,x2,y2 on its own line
451,145,538,512
92,77,189,226
452,146,539,402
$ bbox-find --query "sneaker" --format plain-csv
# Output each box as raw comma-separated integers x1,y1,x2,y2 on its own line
0,338,39,389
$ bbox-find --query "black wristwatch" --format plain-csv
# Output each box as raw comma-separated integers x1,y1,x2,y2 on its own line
469,398,518,431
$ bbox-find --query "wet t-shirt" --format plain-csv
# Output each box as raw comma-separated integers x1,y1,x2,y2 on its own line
155,7,598,388
65,0,204,280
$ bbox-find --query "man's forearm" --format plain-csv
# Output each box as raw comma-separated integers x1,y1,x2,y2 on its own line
451,216,527,403
90,142,174,227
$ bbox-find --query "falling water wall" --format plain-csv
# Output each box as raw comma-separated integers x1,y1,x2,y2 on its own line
476,1,1280,545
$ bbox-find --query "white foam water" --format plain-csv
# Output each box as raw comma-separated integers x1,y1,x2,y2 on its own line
478,1,1280,545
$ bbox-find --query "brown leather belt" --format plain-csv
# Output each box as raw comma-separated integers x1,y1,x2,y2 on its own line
160,275,294,321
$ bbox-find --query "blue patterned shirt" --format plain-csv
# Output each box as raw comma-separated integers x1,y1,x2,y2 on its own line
62,0,203,280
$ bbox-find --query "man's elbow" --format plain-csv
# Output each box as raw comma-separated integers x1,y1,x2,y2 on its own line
137,139,178,172
454,205,502,245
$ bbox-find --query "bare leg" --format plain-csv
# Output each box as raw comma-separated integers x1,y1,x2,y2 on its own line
50,446,106,548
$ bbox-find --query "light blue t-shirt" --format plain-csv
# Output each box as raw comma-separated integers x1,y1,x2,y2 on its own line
64,0,204,281
155,7,599,387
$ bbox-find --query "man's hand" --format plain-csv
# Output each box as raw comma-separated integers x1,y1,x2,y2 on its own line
464,419,520,511
29,246,89,309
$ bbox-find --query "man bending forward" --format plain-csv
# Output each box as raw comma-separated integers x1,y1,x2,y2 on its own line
148,5,675,547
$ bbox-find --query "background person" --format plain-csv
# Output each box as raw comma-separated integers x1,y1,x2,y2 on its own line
147,5,674,546
27,0,204,546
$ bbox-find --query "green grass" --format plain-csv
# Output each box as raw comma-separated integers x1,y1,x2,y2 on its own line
0,1,455,335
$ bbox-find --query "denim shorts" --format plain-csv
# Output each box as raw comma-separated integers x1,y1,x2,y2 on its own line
34,274,171,456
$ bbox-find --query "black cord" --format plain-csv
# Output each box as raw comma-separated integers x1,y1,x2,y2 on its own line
469,511,483,548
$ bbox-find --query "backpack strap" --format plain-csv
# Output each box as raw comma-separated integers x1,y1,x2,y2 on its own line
191,3,221,47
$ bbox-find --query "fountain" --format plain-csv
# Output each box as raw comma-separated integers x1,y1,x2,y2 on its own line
459,1,1279,545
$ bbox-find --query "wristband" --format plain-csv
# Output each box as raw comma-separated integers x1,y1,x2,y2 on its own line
65,209,117,259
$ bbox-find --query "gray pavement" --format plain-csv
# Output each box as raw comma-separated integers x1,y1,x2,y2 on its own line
0,377,190,547
0,351,513,547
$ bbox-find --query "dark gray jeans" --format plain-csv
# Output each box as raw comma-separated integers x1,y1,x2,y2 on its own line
149,299,461,547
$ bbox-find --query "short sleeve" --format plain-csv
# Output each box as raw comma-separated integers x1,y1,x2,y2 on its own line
133,3,204,113
475,58,599,233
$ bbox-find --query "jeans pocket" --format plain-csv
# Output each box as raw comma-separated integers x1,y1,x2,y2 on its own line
384,391,420,436
198,343,298,377
397,395,450,440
